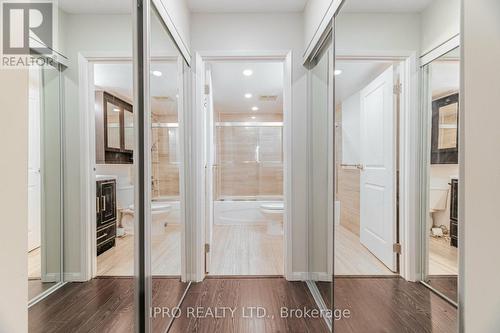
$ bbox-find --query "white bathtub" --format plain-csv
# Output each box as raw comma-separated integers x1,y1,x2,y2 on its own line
214,201,283,225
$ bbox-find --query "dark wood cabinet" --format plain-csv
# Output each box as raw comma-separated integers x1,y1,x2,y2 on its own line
95,91,133,164
450,178,458,247
96,179,117,255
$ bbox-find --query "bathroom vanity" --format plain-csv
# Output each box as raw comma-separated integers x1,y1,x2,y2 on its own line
450,178,458,247
96,177,117,255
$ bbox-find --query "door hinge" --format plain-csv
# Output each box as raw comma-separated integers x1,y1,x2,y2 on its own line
205,243,210,253
393,243,402,254
393,83,402,95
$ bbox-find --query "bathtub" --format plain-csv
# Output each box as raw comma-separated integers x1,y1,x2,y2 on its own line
214,200,283,225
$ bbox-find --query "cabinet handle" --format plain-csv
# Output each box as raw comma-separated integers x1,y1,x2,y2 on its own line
102,196,106,211
96,197,100,212
97,233,108,241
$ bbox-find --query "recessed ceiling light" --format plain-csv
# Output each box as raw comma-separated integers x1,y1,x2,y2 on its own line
251,106,259,111
334,69,343,76
251,116,256,120
243,69,253,76
152,70,163,77
244,93,253,99
113,108,120,112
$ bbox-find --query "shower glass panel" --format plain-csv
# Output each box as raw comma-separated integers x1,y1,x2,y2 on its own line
307,32,334,324
149,3,189,331
28,63,64,304
215,124,283,200
421,47,460,304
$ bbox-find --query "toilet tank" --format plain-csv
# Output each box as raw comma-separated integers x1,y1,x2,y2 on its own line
116,185,134,209
429,187,449,211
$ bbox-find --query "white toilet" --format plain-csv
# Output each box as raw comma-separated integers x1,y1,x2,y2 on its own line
116,185,172,235
260,202,284,235
429,186,449,230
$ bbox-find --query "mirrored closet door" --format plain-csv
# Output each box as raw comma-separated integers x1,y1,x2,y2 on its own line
28,62,64,304
421,47,460,304
306,30,334,326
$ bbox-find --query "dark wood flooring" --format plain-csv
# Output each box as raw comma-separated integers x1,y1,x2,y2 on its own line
427,275,458,303
333,277,457,333
168,277,329,333
29,277,458,333
316,281,332,310
29,279,56,301
29,277,188,333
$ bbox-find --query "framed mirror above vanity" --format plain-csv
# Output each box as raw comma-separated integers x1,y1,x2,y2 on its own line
431,92,459,164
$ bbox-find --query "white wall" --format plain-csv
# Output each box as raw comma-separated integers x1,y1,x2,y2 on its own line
157,0,191,62
341,92,360,164
420,0,460,55
191,12,309,275
461,0,500,331
0,70,28,332
336,13,421,55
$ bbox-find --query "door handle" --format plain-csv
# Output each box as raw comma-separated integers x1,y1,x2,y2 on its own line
101,196,106,211
96,197,100,212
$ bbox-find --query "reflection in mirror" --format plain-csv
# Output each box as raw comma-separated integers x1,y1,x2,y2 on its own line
307,33,333,324
28,64,64,303
423,47,460,303
150,4,189,332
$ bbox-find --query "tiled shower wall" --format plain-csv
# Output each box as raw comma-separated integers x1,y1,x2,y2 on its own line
215,113,284,200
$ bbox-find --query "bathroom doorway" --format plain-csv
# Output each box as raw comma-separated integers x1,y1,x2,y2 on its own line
198,54,292,277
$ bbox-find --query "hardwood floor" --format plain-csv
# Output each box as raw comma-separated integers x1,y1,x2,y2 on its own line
427,275,458,302
168,278,329,333
210,225,283,276
28,277,457,333
429,236,458,275
97,224,181,276
28,279,56,301
335,225,396,275
334,277,457,333
28,277,188,333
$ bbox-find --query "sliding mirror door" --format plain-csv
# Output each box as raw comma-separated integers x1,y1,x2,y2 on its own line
148,2,190,331
307,31,334,327
421,47,460,304
28,63,64,304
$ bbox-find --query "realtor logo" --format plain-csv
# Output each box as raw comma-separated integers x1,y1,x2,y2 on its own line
2,1,53,55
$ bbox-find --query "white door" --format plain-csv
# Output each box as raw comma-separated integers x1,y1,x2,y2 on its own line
204,66,215,274
359,65,397,272
28,68,42,252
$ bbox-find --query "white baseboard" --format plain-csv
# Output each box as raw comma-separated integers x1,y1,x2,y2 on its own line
286,271,309,281
309,272,331,282
64,272,88,282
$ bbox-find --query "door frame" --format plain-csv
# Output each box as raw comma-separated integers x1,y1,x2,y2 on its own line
334,53,419,281
78,52,187,282
192,50,293,281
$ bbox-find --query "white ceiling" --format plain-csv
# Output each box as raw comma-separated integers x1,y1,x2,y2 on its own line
335,60,393,104
188,0,307,13
94,62,179,115
210,62,283,114
342,0,433,13
59,0,131,14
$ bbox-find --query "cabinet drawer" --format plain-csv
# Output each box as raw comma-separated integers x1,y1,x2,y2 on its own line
449,222,458,238
97,222,116,246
